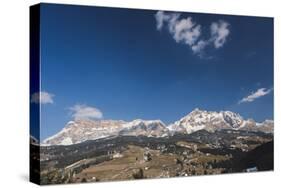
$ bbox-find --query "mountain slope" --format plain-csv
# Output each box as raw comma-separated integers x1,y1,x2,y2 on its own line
43,119,170,145
119,119,170,137
43,109,273,146
43,120,126,145
168,108,273,134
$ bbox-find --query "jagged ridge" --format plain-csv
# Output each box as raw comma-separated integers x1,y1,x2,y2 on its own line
43,108,273,146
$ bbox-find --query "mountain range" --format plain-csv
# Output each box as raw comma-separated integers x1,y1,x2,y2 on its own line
43,108,273,146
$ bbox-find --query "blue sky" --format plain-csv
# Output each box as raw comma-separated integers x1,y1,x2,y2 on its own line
32,4,273,140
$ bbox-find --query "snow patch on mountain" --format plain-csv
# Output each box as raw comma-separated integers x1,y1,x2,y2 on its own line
168,108,273,134
42,108,273,146
43,120,127,145
120,119,169,137
60,137,73,145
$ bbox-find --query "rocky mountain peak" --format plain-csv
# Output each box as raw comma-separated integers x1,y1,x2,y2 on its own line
42,109,273,146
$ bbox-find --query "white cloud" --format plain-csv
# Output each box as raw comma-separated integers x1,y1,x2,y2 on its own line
31,91,54,104
167,13,180,33
239,88,273,104
210,20,230,48
155,11,201,47
155,11,230,57
191,40,208,54
155,11,173,30
171,17,201,46
69,104,103,120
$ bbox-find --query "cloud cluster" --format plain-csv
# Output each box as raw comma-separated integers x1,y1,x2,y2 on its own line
69,104,103,120
31,91,54,104
210,20,230,48
155,11,230,57
239,88,272,104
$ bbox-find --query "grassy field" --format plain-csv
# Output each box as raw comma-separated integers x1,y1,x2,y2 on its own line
75,144,229,182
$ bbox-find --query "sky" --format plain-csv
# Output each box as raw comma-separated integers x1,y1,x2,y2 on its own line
31,3,273,140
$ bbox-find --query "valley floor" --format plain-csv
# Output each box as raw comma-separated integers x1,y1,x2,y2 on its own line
36,130,273,185
75,145,227,182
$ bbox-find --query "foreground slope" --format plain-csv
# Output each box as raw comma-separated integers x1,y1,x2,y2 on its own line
39,129,273,184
